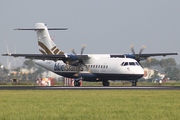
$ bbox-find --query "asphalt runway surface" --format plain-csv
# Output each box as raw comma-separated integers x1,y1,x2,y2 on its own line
0,86,180,90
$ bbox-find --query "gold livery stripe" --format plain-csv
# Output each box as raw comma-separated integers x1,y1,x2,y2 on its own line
39,49,46,54
59,51,64,55
54,49,59,55
51,46,57,51
38,41,53,54
54,48,64,55
38,41,64,55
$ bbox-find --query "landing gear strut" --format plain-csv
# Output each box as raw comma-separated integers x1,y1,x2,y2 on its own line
102,80,110,86
132,80,137,86
74,80,81,86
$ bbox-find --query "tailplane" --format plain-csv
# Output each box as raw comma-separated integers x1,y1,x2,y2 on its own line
15,23,67,55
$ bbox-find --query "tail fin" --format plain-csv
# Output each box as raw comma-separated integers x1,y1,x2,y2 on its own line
15,23,67,55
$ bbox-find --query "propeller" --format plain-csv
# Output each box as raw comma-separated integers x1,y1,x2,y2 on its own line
148,58,151,63
71,44,86,65
70,44,90,72
130,45,146,63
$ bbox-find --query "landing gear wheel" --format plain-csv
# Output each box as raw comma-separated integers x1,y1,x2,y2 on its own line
102,81,110,86
74,81,80,86
132,80,137,86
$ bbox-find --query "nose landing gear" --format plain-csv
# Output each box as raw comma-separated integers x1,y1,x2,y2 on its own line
132,80,138,86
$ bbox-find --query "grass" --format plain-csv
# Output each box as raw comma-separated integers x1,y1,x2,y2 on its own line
82,81,180,86
0,90,180,120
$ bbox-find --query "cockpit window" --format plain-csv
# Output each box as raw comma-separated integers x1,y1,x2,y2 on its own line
124,62,128,66
129,62,135,65
121,62,140,66
135,62,140,66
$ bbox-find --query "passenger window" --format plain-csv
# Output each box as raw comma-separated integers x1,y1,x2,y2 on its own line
124,62,128,66
103,65,105,68
93,65,95,68
96,65,98,68
106,65,108,68
129,62,135,66
98,65,100,68
101,65,103,68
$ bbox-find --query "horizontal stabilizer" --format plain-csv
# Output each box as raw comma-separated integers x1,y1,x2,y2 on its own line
14,28,68,30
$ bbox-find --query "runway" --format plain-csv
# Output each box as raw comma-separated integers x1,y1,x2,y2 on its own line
0,86,180,90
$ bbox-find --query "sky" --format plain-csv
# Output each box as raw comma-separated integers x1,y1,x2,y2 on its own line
0,0,180,67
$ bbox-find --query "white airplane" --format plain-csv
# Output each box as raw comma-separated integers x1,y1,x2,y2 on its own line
2,23,178,86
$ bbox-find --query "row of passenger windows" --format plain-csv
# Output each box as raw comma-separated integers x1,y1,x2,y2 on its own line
85,62,139,68
121,62,140,66
86,65,108,69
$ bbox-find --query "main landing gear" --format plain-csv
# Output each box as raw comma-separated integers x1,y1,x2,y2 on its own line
74,80,81,86
132,80,138,86
102,80,110,86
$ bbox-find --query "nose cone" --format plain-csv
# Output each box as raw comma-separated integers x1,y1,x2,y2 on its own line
139,67,144,76
130,66,144,79
135,66,144,79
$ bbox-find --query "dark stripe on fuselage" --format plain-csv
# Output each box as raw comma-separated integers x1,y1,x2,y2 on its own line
54,72,143,81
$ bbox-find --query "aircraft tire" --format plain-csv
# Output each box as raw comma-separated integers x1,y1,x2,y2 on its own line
74,81,80,86
132,80,137,86
102,81,110,86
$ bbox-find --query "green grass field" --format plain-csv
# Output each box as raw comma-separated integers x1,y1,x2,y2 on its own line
81,81,180,86
0,90,180,120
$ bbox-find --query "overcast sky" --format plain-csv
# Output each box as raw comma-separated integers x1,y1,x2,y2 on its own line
0,0,180,67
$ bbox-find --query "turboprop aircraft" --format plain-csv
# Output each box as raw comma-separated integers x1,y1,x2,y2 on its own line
2,23,178,86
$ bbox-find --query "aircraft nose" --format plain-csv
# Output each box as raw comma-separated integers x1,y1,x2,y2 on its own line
133,66,144,75
139,67,144,75
133,66,144,79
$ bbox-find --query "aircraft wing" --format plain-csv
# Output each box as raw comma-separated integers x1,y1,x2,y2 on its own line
111,52,178,60
2,53,89,62
136,53,178,57
2,52,178,63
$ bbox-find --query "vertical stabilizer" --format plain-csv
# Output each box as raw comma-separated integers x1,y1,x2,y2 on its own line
35,23,64,55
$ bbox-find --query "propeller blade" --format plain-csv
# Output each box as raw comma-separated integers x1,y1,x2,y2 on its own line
148,58,151,63
70,44,90,72
71,47,77,56
130,45,136,55
130,44,147,64
71,47,80,60
66,61,70,66
139,45,146,55
81,44,86,56
68,60,80,66
82,63,90,72
74,73,79,77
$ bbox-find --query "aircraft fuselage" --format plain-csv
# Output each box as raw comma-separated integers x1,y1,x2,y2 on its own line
35,55,144,82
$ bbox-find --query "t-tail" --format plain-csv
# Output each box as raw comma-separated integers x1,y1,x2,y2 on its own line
15,23,67,55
